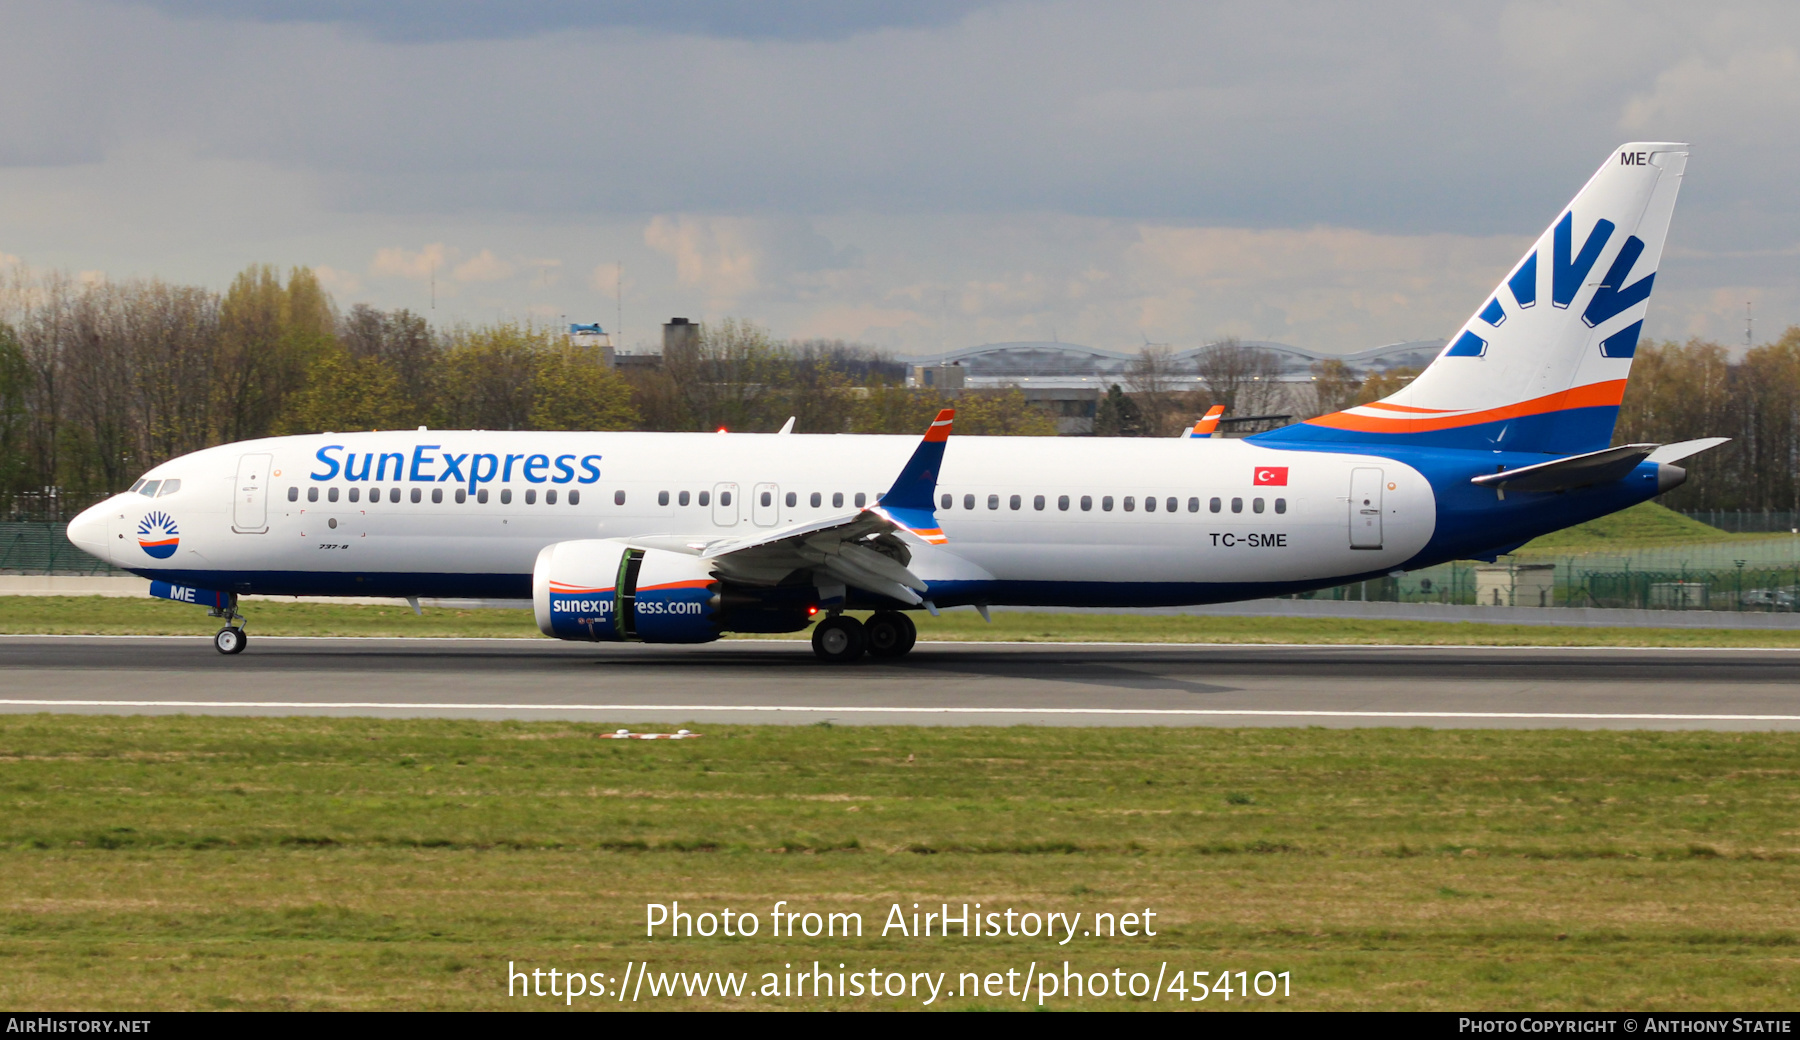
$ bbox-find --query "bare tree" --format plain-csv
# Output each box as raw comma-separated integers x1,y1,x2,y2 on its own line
1195,337,1287,418
1305,358,1362,418
1125,344,1183,436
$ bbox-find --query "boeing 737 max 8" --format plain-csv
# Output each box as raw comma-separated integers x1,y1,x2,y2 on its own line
67,143,1723,660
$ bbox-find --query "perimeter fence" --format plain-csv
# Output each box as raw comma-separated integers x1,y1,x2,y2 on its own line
8,507,1800,615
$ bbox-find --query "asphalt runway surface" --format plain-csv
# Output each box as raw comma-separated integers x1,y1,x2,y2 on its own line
4,635,1800,729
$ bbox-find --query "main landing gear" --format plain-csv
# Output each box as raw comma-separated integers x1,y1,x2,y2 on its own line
210,600,248,655
810,611,916,663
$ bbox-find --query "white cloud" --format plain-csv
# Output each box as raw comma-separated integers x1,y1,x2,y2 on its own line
643,216,767,307
0,1,1793,352
312,263,362,296
451,249,512,284
370,243,449,281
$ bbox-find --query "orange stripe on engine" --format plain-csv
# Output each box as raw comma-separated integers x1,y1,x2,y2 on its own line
1305,381,1627,434
636,579,716,593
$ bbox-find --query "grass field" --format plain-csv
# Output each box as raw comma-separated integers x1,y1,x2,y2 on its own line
1516,501,1752,552
4,594,1800,648
1,716,1796,1010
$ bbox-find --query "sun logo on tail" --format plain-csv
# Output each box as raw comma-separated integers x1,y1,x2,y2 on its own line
136,510,179,559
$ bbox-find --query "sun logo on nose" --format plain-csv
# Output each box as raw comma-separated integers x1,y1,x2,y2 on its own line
136,510,179,560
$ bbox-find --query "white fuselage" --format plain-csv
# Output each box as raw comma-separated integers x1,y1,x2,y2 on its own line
70,430,1437,606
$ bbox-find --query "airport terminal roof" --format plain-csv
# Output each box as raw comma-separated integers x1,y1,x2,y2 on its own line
896,339,1443,383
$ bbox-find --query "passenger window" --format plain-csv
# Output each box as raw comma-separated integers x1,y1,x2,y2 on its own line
349,487,360,503
1275,498,1286,514
1058,495,1069,511
390,487,401,503
307,487,319,503
808,491,820,508
1009,494,1021,510
140,480,162,497
410,488,421,504
287,486,298,502
478,489,489,504
1033,495,1045,511
547,489,558,505
456,488,467,504
1144,496,1156,513
431,488,443,504
1210,497,1221,513
1253,497,1264,513
760,491,772,507
832,492,844,508
500,489,512,505
1102,496,1114,511
721,491,731,506
1231,497,1243,513
328,487,340,503
1166,497,1177,513
616,490,627,506
1080,495,1092,511
854,492,866,508
786,491,797,507
525,489,537,505
699,491,711,507
941,493,952,509
964,494,975,510
158,480,181,496
1187,497,1199,513
1123,496,1136,512
569,490,580,505
679,490,691,506
987,494,999,510
658,490,670,506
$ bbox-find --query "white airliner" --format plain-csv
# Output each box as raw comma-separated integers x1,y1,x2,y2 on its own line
69,143,1723,661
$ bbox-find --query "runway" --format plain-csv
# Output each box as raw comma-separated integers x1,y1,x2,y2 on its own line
3,635,1799,729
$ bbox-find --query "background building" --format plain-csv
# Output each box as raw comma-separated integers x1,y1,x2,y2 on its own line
899,339,1442,434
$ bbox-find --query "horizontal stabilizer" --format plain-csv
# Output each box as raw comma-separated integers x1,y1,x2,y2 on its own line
1646,437,1729,465
1470,443,1657,494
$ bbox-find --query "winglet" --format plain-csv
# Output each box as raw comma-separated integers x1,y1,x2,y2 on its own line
1186,404,1226,438
873,408,953,544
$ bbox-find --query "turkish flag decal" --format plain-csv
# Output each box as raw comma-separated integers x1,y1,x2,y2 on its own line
1253,467,1289,486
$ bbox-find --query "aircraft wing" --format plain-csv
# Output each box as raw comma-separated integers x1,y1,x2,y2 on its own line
641,409,956,606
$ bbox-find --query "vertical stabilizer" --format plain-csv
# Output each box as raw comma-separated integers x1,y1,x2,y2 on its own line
1258,143,1688,454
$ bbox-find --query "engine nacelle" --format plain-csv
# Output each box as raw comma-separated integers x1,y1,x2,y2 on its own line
533,539,722,643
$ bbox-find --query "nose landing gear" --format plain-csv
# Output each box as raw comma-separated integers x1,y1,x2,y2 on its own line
213,626,248,655
209,599,248,655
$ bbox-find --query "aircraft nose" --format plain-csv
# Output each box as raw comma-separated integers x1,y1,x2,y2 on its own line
66,500,113,562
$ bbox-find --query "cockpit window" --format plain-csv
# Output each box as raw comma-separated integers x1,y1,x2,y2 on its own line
156,479,181,497
129,479,146,494
138,480,162,497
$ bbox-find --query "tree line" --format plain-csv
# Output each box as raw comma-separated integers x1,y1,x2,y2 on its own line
0,260,1788,515
0,265,1054,515
1091,330,1800,515
1093,338,1419,438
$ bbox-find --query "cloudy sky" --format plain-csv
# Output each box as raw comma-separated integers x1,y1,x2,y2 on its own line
0,0,1795,356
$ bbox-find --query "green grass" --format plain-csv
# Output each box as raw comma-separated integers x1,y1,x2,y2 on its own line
1,716,1797,1009
1518,502,1771,551
4,595,1800,647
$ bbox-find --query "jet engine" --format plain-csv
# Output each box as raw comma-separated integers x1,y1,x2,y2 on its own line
533,539,722,643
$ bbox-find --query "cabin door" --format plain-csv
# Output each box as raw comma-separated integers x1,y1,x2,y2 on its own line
232,453,272,534
1349,467,1383,550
